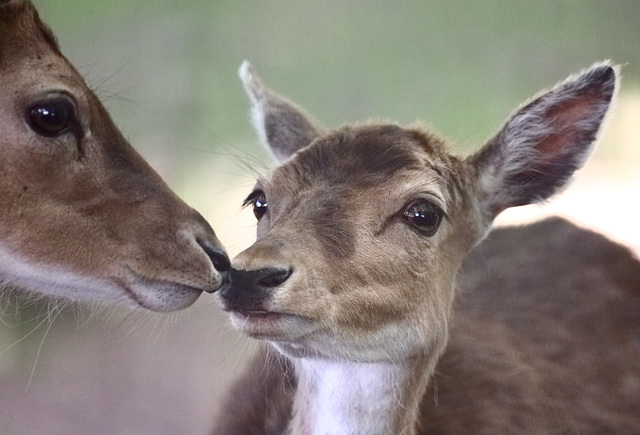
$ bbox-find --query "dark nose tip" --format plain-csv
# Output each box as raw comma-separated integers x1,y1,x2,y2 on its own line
220,267,292,311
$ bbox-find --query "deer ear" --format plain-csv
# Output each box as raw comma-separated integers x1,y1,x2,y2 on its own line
239,61,324,162
468,62,617,218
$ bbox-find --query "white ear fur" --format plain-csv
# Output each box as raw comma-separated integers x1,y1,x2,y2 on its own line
239,61,324,162
239,61,270,153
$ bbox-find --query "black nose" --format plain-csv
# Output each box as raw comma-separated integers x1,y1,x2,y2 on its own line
221,267,292,311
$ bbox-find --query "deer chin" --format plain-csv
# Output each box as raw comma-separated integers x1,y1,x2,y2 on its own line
124,265,228,311
0,245,214,311
123,279,204,312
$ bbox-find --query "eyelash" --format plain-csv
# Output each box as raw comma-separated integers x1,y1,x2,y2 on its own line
243,190,268,220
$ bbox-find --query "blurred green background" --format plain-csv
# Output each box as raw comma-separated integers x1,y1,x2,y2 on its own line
1,1,639,433
34,0,640,221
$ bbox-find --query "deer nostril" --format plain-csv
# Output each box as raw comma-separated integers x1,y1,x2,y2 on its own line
199,242,231,273
256,267,292,288
210,250,231,273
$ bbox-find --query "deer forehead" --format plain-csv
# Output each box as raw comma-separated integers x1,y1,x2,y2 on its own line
0,12,61,67
0,5,84,98
264,124,463,205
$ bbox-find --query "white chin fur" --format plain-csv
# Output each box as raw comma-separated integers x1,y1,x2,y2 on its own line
0,244,200,311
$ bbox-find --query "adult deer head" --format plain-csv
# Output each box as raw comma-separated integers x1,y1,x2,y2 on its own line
0,0,229,311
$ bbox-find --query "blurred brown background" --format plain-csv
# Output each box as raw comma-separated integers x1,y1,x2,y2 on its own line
1,1,639,433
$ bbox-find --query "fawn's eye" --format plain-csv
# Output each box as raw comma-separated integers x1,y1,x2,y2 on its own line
28,100,75,137
402,199,443,236
244,190,268,220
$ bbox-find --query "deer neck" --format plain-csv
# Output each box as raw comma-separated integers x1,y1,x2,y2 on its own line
287,353,435,435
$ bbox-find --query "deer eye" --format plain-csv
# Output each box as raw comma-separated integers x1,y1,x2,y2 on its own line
28,100,75,137
402,199,443,236
243,190,268,220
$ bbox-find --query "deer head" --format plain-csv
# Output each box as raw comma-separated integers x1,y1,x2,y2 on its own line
219,61,616,364
0,0,230,311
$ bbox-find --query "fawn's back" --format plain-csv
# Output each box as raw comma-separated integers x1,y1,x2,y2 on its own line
425,218,640,433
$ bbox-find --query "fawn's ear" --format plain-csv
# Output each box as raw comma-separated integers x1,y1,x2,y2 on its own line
239,61,324,162
468,62,617,218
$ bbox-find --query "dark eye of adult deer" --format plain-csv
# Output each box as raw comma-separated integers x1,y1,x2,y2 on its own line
0,0,229,311
28,99,76,137
215,61,619,435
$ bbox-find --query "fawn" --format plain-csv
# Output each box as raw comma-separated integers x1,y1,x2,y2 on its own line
213,61,640,434
0,0,229,311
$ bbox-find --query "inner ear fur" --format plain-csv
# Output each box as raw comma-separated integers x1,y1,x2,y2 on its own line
468,62,617,218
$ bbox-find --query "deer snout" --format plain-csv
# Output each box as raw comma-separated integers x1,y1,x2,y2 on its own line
220,267,292,313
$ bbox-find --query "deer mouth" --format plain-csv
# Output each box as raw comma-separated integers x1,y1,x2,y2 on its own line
229,309,314,339
235,309,284,319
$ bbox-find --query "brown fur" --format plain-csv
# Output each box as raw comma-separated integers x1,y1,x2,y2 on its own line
0,0,229,310
214,63,621,433
213,218,640,434
425,218,640,434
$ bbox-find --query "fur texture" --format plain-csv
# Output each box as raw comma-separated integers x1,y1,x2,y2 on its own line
213,219,640,434
0,0,229,310
214,63,620,434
